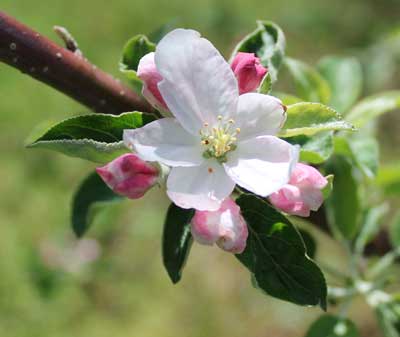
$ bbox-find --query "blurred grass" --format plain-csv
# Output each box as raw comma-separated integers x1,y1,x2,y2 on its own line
0,0,399,336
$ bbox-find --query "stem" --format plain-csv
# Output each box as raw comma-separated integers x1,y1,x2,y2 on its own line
0,11,152,115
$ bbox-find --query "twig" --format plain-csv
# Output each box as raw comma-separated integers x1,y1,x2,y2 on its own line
0,11,152,115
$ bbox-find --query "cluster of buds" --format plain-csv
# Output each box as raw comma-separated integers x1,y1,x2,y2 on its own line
96,51,327,255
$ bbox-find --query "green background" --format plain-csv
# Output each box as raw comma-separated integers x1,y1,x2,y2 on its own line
0,1,399,336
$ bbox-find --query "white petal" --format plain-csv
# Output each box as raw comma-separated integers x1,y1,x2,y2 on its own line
224,136,299,197
167,160,236,211
234,93,286,140
155,29,238,134
123,118,203,167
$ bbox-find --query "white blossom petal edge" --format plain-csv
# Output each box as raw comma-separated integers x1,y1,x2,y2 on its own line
124,28,299,211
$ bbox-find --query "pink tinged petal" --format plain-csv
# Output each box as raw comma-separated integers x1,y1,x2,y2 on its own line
290,163,328,189
137,52,169,112
123,118,203,167
231,52,268,94
191,198,248,253
167,160,236,211
224,136,299,197
234,93,286,141
96,153,159,199
155,29,239,134
269,185,311,217
269,163,328,217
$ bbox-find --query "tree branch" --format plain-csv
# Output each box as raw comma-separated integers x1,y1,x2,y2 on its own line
0,11,152,114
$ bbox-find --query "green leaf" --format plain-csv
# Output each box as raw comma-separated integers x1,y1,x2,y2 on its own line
347,91,400,128
376,299,400,337
236,194,327,309
298,229,317,259
258,73,272,94
279,102,354,137
305,315,359,337
230,20,285,82
274,92,302,105
322,175,334,199
285,57,331,104
354,203,389,255
72,172,123,237
376,162,400,196
334,136,379,179
27,112,155,163
318,56,363,114
389,211,400,247
287,131,334,164
325,156,361,239
120,35,156,92
162,204,194,284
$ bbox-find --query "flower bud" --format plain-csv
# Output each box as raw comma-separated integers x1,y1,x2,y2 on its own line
96,153,159,199
137,52,169,113
269,163,328,217
191,198,248,254
231,52,268,94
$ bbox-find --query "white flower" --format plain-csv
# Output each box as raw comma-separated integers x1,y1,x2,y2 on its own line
124,29,299,211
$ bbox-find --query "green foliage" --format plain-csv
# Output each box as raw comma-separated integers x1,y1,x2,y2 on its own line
389,212,400,247
230,20,285,81
27,112,155,163
334,136,380,179
257,73,272,94
318,56,363,114
279,102,354,137
120,35,156,92
162,204,194,283
354,204,389,255
236,194,327,309
376,299,400,337
347,91,400,128
298,229,317,259
284,57,331,104
325,156,361,239
305,315,359,337
72,172,123,237
287,131,334,164
376,162,400,196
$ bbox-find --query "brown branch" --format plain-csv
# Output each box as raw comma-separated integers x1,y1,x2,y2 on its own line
0,11,152,115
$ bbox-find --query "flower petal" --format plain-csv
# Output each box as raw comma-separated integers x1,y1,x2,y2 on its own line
234,93,286,140
224,136,299,197
123,118,203,167
167,160,236,211
155,29,238,134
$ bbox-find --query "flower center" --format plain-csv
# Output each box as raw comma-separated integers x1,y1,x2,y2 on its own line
200,115,240,163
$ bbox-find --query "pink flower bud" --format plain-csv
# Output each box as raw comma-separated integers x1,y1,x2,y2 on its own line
269,163,328,217
191,198,248,254
96,153,159,199
231,52,268,94
137,52,169,112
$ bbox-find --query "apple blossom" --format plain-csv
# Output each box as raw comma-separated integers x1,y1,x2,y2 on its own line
137,52,170,113
231,52,268,94
96,153,159,199
124,29,299,211
191,198,248,254
269,163,328,217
